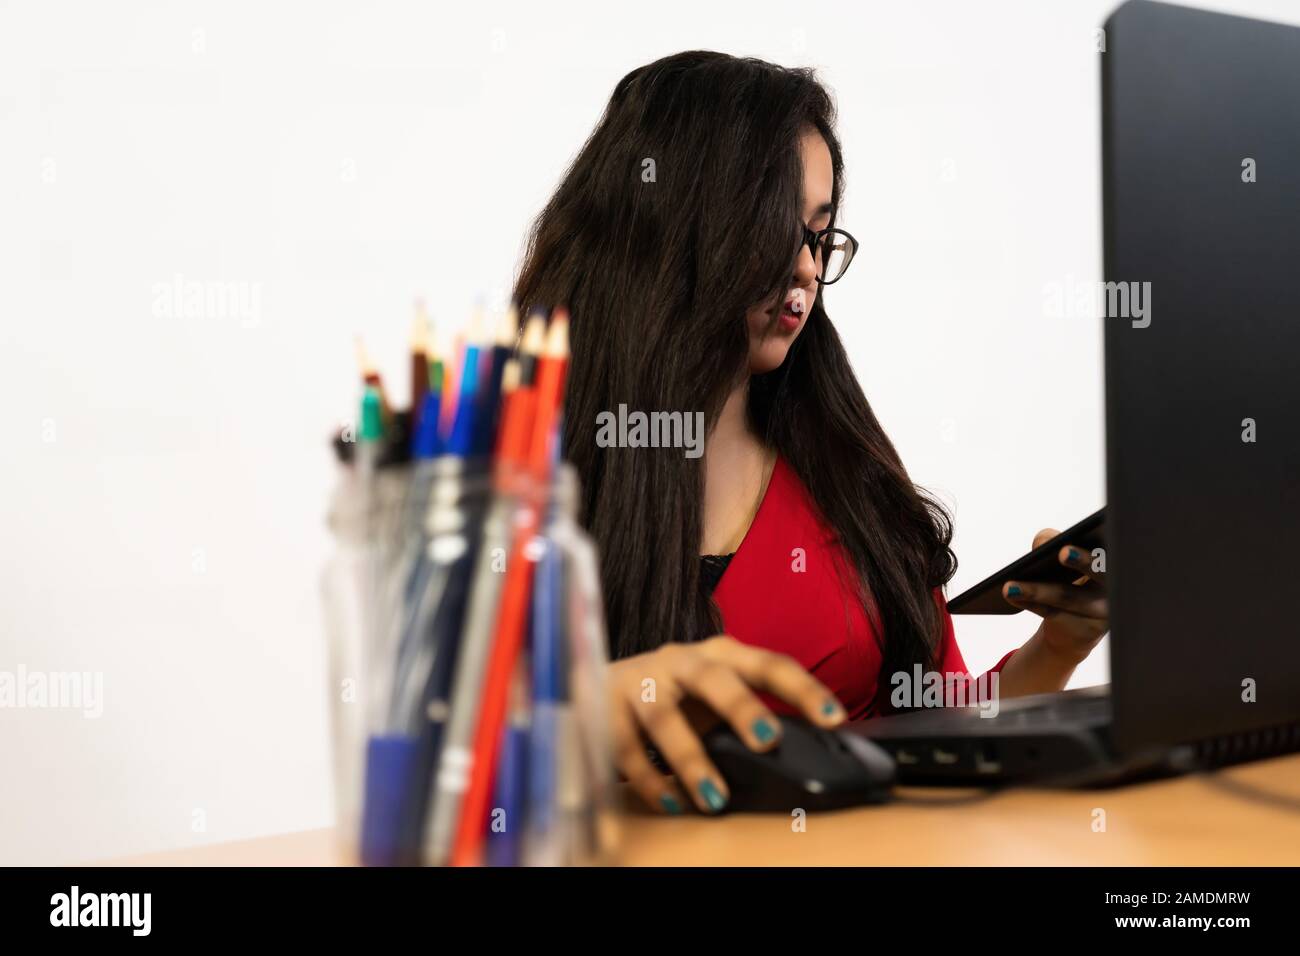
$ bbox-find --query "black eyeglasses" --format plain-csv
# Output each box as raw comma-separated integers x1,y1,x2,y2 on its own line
800,225,859,285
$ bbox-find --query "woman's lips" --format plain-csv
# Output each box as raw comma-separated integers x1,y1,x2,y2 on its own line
778,289,807,332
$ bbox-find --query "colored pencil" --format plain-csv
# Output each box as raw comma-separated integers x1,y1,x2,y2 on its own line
410,298,430,433
473,305,519,457
446,307,487,456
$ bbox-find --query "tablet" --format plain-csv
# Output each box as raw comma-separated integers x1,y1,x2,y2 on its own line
946,508,1105,614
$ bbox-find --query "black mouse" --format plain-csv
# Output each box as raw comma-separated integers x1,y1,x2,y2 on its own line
700,718,895,812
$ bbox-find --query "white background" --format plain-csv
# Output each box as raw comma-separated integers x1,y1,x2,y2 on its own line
2,0,1294,865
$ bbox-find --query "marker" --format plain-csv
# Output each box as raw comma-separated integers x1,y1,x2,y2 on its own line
355,337,392,424
357,385,384,475
357,383,413,867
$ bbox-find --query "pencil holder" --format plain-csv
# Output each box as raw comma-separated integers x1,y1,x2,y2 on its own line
322,457,619,866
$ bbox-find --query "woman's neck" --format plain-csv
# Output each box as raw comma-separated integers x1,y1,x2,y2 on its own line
712,379,754,450
700,379,776,556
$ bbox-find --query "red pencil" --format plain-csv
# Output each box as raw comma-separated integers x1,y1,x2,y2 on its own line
494,310,546,475
449,505,539,866
525,307,570,479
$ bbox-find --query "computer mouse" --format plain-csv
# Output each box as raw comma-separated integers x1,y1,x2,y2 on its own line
701,718,895,812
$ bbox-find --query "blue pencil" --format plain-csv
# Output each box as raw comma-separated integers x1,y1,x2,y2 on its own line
472,305,518,457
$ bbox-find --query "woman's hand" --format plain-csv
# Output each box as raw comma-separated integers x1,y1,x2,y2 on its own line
1002,527,1109,664
607,635,846,815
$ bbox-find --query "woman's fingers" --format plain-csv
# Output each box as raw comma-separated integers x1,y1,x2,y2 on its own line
610,697,691,815
1032,527,1061,549
1024,530,1103,587
696,635,846,727
1058,542,1106,584
1003,580,1107,619
606,637,848,816
630,681,732,813
672,656,784,751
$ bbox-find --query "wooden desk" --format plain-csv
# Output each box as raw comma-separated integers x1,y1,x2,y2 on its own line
100,752,1300,866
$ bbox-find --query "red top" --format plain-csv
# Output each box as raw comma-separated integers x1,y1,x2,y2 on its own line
712,456,1016,721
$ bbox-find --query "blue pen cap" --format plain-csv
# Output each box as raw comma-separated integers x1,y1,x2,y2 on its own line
359,734,418,867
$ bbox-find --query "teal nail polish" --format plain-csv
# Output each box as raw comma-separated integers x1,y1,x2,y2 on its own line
1067,548,1080,562
752,717,776,743
659,794,683,815
1007,584,1022,597
697,779,727,812
822,700,840,718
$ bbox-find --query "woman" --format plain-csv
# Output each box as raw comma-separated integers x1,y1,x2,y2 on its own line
512,52,1108,815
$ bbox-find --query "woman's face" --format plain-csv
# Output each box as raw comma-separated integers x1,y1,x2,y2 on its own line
744,127,835,374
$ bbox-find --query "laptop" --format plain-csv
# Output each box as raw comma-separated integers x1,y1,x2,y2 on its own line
845,0,1300,785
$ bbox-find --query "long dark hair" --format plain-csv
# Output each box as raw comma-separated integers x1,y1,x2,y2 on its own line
512,51,956,714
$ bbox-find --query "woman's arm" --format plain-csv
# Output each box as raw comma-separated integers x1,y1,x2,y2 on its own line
996,622,1096,697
